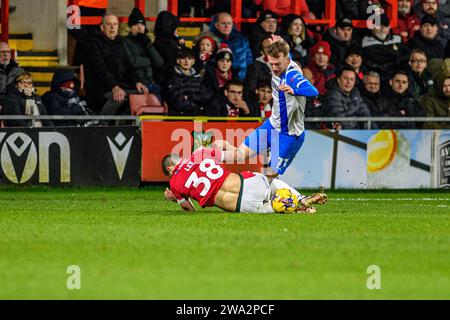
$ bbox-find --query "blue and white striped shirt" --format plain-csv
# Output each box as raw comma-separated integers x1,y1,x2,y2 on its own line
269,60,319,136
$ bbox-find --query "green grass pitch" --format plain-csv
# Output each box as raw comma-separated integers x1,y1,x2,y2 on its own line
0,186,449,299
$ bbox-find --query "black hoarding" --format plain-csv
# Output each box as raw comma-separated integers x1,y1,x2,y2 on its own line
0,126,141,186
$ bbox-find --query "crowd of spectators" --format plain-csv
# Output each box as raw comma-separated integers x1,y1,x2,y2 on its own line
0,0,449,129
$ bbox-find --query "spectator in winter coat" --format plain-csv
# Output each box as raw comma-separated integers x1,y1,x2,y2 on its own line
414,0,450,47
121,8,164,101
344,46,365,82
280,14,314,67
362,14,410,83
407,49,434,99
384,70,426,129
392,0,421,43
84,14,148,114
324,66,371,130
153,11,185,84
306,41,336,95
163,48,213,116
322,17,360,69
0,42,25,104
421,63,450,128
203,44,235,100
209,12,253,80
42,68,92,127
408,14,446,61
360,71,391,128
249,10,279,58
4,72,53,127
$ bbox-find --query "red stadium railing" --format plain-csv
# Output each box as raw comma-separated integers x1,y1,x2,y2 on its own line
1,0,10,42
66,0,340,28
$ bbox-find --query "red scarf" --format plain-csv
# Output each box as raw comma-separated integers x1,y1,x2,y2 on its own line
215,67,232,88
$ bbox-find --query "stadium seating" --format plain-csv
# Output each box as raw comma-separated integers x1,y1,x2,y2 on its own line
129,93,167,116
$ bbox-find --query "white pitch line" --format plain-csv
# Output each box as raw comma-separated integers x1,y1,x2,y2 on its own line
332,198,449,201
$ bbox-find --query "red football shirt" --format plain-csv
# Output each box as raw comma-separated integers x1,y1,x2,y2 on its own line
169,148,231,208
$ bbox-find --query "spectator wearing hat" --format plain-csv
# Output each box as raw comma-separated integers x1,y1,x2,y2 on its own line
4,72,53,127
249,10,279,58
392,0,421,44
209,12,253,81
204,44,235,100
244,35,272,102
406,49,434,99
280,14,315,67
323,17,361,68
42,68,94,127
163,48,213,116
343,46,365,81
414,0,450,47
121,8,164,101
153,11,185,84
193,34,218,75
253,0,314,18
306,41,336,95
362,14,410,83
384,69,426,129
408,14,446,60
324,66,371,130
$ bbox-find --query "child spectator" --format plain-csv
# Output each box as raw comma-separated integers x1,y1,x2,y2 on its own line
163,48,212,116
204,44,235,98
193,34,218,75
208,79,252,117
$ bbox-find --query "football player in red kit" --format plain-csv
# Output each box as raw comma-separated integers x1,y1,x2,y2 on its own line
162,148,327,213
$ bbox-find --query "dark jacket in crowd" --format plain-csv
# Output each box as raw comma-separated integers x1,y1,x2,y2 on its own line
42,69,90,127
3,86,52,127
304,96,329,129
121,33,164,85
325,78,371,129
420,65,450,129
202,59,229,98
280,14,314,67
243,56,272,101
162,66,213,116
249,24,272,58
408,31,446,61
153,11,184,83
0,61,25,98
384,87,426,129
84,31,138,113
362,33,410,81
359,85,391,129
407,67,434,100
322,28,361,68
209,15,253,80
208,95,256,117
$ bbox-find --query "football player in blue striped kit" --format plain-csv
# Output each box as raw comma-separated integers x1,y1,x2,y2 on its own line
215,35,319,177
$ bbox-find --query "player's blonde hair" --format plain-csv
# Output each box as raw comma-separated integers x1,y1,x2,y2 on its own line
266,40,290,58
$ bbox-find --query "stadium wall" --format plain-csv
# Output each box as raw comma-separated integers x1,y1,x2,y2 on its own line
1,124,449,189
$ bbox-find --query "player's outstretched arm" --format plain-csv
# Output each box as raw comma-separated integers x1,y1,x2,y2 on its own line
178,198,196,212
287,72,319,97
